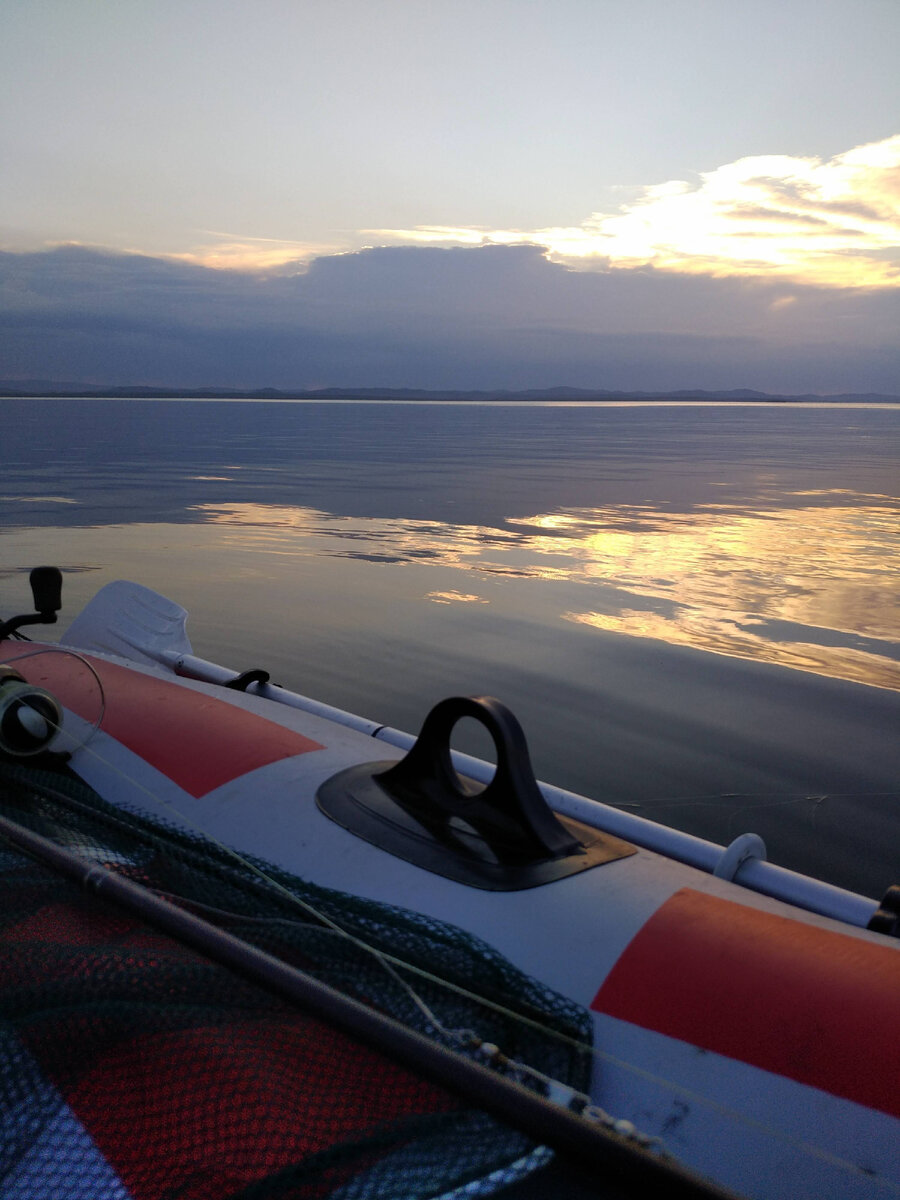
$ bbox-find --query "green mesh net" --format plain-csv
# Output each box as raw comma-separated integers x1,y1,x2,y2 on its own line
0,760,594,1200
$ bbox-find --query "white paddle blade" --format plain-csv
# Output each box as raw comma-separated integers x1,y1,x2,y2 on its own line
62,580,192,665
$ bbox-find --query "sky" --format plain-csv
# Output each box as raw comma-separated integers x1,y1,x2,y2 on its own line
1,0,899,393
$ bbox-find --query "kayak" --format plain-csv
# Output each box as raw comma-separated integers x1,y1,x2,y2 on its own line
1,571,898,1200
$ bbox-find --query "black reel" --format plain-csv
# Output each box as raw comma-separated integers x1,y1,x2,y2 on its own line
0,667,63,758
0,567,63,641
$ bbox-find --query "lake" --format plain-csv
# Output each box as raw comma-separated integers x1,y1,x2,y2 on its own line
2,397,898,898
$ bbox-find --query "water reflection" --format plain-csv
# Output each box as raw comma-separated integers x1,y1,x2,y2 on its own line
194,491,899,691
426,591,489,605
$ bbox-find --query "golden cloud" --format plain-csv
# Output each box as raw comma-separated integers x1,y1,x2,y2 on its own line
163,231,342,272
370,135,900,288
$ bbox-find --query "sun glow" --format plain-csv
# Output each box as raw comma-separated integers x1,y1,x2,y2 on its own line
65,136,898,283
371,135,900,287
164,232,342,272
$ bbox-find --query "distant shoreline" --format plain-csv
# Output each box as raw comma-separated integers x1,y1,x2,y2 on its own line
2,384,899,404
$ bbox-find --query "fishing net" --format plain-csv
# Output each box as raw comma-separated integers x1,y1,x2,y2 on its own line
0,760,594,1200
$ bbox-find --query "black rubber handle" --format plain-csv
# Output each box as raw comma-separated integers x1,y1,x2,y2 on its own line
375,696,581,864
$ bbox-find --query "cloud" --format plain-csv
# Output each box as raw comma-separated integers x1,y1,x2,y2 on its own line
163,231,343,272
1,242,898,393
10,137,896,289
370,135,900,288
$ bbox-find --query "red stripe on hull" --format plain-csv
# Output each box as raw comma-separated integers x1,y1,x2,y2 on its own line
3,644,323,797
591,887,900,1118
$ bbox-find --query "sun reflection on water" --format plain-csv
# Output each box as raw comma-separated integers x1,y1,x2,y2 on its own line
194,491,899,690
517,498,900,688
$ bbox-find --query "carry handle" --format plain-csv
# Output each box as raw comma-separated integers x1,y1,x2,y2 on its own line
375,696,582,864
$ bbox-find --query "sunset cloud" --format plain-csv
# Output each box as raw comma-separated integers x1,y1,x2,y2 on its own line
163,232,341,272
17,138,898,288
369,135,900,288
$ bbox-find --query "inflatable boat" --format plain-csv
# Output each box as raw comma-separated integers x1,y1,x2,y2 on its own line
1,569,898,1200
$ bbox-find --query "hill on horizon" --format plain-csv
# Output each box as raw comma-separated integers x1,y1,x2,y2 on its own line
2,381,898,403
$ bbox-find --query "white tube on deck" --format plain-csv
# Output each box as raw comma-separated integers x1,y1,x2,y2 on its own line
160,650,879,928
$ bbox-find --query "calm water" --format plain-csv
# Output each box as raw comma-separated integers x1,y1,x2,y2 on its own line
2,397,899,896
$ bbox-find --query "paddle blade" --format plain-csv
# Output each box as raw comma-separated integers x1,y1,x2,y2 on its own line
62,580,193,666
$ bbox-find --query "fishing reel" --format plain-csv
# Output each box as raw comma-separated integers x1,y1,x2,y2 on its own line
0,566,63,642
0,667,63,758
0,565,66,757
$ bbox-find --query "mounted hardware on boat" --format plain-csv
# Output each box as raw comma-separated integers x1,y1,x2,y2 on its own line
867,885,900,938
0,667,62,758
0,566,63,641
317,695,636,889
226,668,271,691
